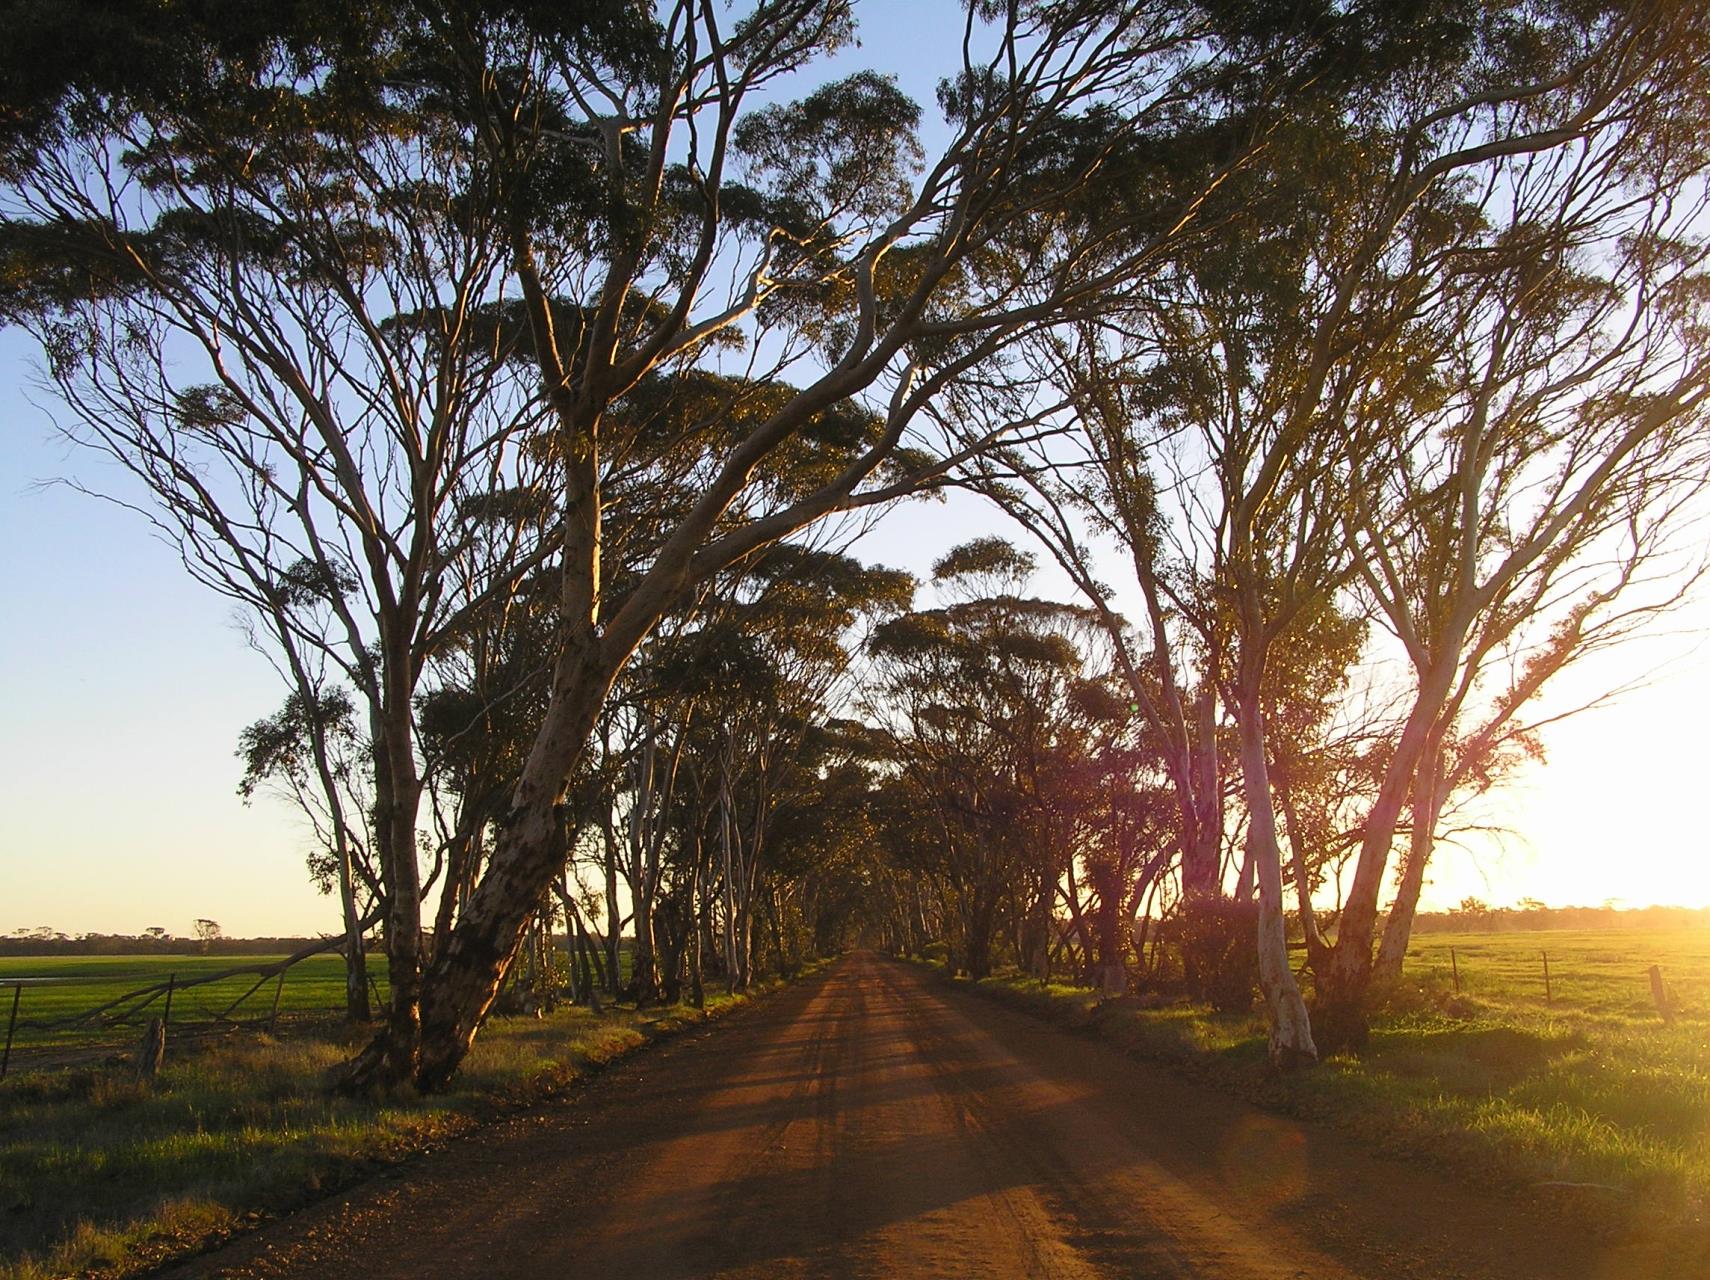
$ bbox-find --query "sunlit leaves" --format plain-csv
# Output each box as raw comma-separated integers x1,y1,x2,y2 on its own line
735,70,923,237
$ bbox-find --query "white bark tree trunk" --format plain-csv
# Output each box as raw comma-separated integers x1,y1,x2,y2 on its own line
1236,679,1317,1069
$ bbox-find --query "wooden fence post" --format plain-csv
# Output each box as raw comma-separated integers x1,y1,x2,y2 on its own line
1649,964,1675,1025
1,983,20,1081
163,973,176,1029
1542,951,1552,1005
1450,947,1460,994
269,969,286,1033
137,1018,166,1081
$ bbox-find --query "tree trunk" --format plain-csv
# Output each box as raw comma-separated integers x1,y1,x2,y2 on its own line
765,885,787,978
1276,774,1329,974
410,653,617,1090
1024,869,1053,980
719,844,737,994
1374,745,1445,982
281,618,372,1025
430,807,484,963
629,875,661,1003
627,721,664,1004
1092,876,1127,996
1183,679,1224,898
736,889,754,990
688,837,705,1009
342,926,370,1023
414,795,556,1087
336,824,370,1023
339,689,425,1090
603,826,622,998
1233,828,1257,903
558,879,611,1004
564,910,584,1006
1316,668,1456,1051
314,754,370,1024
1236,677,1317,1070
966,889,997,980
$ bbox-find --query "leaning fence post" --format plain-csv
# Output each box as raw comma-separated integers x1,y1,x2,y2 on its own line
162,973,176,1029
269,969,286,1033
1,983,20,1081
1649,964,1676,1025
1542,951,1552,1005
1450,947,1461,994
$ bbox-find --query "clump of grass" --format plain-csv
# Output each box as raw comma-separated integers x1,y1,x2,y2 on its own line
0,985,773,1280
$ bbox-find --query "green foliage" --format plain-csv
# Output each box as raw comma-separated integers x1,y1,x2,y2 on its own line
733,70,923,234
1176,899,1260,1012
865,540,1166,978
236,691,359,803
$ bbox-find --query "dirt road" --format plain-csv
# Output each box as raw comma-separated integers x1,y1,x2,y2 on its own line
162,952,1673,1279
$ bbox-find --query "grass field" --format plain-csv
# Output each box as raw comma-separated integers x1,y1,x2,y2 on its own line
0,955,771,1280
941,925,1710,1246
1405,927,1710,1018
0,954,381,1062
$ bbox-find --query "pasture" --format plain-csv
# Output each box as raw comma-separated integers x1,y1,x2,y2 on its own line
0,954,381,1071
1356,927,1710,1219
1402,927,1710,1020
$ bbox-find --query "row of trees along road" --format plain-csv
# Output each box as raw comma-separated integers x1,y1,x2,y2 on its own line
2,0,1707,1083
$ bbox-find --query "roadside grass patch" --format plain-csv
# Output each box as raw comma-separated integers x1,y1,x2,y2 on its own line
0,987,763,1280
923,926,1710,1238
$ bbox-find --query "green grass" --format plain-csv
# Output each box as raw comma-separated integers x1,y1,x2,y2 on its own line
931,925,1710,1242
0,979,769,1280
0,954,380,1058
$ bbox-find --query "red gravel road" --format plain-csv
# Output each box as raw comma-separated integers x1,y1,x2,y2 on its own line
159,951,1687,1279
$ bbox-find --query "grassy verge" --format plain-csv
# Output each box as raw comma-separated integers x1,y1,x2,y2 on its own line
916,927,1710,1242
0,978,789,1280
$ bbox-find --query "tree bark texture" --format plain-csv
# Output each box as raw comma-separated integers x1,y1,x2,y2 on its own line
412,652,618,1090
1373,745,1446,981
1236,678,1318,1069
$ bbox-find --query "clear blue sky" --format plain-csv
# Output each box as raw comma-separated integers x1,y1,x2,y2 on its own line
2,3,1707,938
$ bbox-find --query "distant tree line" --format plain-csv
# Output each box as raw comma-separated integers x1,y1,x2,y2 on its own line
0,929,375,957
1413,902,1710,935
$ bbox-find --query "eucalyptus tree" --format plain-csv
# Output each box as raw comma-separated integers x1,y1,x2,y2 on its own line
863,538,1117,979
1203,2,1710,1060
3,0,1267,1088
0,0,569,1072
770,744,889,961
1049,696,1176,994
638,542,911,993
951,0,1710,1066
237,686,378,1020
1309,135,1710,1049
399,0,1265,1091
